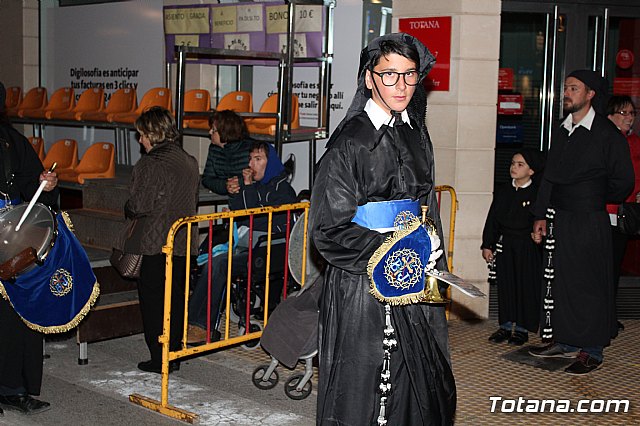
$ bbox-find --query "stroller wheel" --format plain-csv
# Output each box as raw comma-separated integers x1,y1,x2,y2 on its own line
284,373,312,400
239,321,263,350
252,365,279,390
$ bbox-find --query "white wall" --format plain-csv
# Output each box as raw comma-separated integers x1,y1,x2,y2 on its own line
40,1,165,160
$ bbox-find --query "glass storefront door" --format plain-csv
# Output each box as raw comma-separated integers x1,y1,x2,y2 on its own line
499,2,640,280
497,2,640,185
496,7,565,183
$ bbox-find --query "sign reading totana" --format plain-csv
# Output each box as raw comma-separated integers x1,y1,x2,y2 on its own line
164,7,210,35
399,16,452,92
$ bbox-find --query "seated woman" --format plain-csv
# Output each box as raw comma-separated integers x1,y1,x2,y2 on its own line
187,141,297,344
201,109,253,195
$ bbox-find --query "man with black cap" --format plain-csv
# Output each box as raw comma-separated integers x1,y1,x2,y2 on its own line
0,82,58,414
529,71,634,374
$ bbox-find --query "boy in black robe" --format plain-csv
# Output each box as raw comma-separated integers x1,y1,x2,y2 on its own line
482,149,544,346
310,34,456,425
529,70,634,374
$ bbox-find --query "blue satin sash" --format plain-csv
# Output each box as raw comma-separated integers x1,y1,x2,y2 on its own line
352,199,420,232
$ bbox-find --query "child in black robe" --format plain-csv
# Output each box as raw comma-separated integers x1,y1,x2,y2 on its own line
482,149,544,345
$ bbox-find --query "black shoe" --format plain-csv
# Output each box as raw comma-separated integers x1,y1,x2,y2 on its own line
529,343,579,358
564,352,602,375
617,321,625,331
0,394,51,415
508,330,528,346
488,328,511,343
137,360,180,374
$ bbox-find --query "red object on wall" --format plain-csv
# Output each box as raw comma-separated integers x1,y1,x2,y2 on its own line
616,49,635,70
498,68,514,90
497,94,524,115
399,16,452,92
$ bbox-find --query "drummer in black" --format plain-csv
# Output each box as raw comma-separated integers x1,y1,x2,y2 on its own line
0,82,58,415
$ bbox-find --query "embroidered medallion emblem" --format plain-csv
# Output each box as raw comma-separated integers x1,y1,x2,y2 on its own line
50,268,73,297
394,210,418,230
384,248,423,290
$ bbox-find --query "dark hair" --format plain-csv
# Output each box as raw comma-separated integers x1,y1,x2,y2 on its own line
209,109,248,144
0,82,8,125
0,109,9,125
134,106,180,146
607,95,635,116
368,39,420,71
250,140,270,155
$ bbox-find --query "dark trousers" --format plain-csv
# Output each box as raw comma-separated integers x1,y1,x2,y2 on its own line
611,225,628,300
0,299,43,396
137,254,186,366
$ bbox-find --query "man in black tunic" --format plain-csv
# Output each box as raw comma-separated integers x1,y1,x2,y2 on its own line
529,71,634,374
0,82,58,414
310,34,456,425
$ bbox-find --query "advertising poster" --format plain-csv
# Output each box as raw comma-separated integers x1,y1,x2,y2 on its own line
43,1,165,160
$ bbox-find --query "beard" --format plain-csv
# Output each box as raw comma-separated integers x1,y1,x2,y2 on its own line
563,97,589,114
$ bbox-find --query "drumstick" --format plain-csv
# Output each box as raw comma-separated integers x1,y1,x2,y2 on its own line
15,163,57,232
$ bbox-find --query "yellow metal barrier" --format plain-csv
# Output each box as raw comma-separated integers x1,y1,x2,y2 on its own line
129,202,310,423
435,185,458,273
129,188,457,423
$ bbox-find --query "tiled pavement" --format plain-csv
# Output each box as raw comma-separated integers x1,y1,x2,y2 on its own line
1,319,637,425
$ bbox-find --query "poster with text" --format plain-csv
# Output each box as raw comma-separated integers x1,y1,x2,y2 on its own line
43,1,165,161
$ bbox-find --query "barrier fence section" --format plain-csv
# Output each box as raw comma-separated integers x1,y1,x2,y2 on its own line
435,185,458,274
129,188,456,423
129,201,310,423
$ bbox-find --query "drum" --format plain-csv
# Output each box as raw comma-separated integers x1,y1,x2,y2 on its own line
0,203,57,276
287,218,324,285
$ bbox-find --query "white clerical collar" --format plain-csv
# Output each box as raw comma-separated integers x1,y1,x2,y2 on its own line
561,106,596,136
512,178,532,190
364,99,412,130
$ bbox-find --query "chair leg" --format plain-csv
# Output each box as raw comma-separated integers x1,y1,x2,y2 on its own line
78,341,88,365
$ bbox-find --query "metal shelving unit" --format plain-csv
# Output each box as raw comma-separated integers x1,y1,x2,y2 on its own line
173,0,335,186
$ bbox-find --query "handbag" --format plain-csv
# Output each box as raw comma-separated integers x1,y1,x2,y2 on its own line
617,202,640,236
110,219,143,279
110,249,142,279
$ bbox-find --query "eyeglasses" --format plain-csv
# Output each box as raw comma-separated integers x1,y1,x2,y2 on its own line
370,70,419,87
210,127,218,134
615,110,637,117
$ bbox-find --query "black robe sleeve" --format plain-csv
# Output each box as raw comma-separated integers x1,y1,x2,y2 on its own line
1,125,58,208
309,137,387,275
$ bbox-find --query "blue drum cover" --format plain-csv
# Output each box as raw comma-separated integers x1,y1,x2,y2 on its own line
0,212,99,333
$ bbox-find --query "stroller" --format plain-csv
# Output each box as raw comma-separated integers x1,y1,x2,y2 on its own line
252,273,322,400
